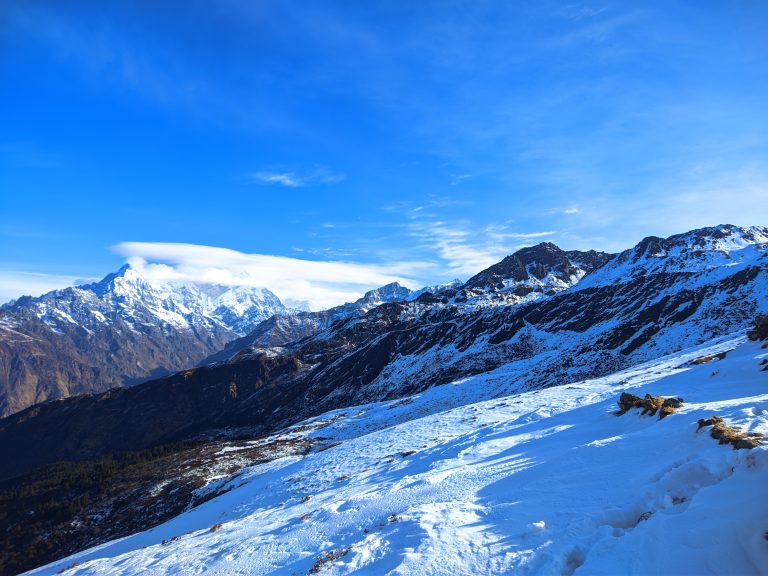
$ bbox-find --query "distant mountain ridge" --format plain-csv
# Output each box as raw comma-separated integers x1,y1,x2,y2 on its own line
577,224,768,288
2,224,765,482
0,265,289,416
205,247,613,366
201,282,414,365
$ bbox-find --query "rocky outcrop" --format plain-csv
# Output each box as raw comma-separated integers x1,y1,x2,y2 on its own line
747,315,768,341
697,416,764,449
616,393,684,419
464,243,611,291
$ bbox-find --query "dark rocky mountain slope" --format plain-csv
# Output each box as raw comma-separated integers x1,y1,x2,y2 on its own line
1,225,766,483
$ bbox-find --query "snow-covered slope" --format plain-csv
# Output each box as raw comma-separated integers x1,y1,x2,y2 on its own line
32,334,768,575
277,225,767,420
0,265,289,415
577,224,768,289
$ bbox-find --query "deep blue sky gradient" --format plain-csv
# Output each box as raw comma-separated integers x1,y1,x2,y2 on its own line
1,0,767,302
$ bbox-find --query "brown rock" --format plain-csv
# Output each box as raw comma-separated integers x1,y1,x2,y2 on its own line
697,415,763,449
616,392,684,419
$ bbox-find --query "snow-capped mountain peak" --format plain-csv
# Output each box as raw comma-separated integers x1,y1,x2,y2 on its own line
449,242,613,308
630,224,768,261
35,264,289,335
200,281,417,365
0,264,292,415
357,282,413,311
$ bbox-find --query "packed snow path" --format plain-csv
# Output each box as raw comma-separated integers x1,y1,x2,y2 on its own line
34,336,768,575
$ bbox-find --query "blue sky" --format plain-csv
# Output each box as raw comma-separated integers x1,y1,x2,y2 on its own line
1,1,767,307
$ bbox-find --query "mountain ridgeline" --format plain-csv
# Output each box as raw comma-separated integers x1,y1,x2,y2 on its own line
1,224,766,482
0,270,416,418
0,267,292,416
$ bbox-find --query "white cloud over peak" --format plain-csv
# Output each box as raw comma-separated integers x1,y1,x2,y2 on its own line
113,242,433,310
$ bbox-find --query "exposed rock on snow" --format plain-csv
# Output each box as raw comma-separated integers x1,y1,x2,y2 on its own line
697,415,764,450
616,392,684,419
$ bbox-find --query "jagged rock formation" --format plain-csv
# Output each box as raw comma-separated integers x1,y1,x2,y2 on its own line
615,392,684,419
0,225,766,482
463,242,611,293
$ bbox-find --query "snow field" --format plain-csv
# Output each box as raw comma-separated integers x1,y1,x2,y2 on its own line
33,335,768,575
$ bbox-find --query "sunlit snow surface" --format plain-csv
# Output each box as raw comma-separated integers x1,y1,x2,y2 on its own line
32,336,768,575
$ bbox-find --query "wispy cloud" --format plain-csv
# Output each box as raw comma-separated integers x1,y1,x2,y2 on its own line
560,5,607,22
407,219,555,279
113,242,434,310
251,172,304,187
249,167,345,188
545,206,583,216
381,195,471,214
545,8,638,49
378,197,557,279
449,174,472,186
485,226,556,241
0,270,97,304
